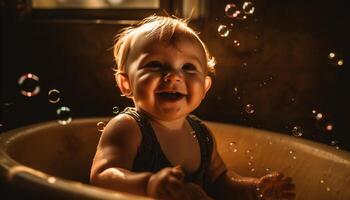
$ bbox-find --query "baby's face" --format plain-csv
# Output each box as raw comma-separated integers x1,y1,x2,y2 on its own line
123,33,212,121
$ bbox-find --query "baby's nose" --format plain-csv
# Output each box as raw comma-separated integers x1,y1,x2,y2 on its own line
163,70,183,83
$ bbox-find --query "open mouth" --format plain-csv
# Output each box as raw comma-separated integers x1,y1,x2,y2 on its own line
156,92,186,101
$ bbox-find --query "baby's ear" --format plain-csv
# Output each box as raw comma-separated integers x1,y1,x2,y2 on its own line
116,73,132,97
204,76,212,94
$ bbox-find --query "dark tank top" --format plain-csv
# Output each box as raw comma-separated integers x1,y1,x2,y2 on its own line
120,107,213,191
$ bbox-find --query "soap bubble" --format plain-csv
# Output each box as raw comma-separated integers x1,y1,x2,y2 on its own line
233,40,240,47
48,89,61,103
291,126,303,137
190,130,196,138
228,141,238,152
225,3,240,18
17,73,40,97
112,106,119,114
337,59,344,66
233,87,239,95
328,52,335,59
330,140,340,149
242,2,255,15
315,112,323,120
218,25,230,37
97,121,106,132
56,106,72,125
245,104,255,114
328,51,344,67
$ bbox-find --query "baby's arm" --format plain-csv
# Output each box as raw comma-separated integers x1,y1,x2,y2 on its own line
207,128,295,200
90,114,151,195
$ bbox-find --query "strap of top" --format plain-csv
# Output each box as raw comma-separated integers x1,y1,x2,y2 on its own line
119,107,213,190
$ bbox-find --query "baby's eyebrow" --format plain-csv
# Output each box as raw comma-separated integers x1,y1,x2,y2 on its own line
185,55,206,69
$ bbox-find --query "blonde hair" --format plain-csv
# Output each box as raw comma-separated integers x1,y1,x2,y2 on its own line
113,15,216,76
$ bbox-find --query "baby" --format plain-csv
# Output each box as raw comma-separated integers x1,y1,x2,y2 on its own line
90,15,295,200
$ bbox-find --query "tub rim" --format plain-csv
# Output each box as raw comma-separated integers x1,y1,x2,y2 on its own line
0,118,152,200
1,118,350,199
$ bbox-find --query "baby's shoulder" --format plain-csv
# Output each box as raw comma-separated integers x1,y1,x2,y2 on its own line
100,113,141,146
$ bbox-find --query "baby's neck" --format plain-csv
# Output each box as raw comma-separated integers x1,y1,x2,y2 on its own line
150,117,187,131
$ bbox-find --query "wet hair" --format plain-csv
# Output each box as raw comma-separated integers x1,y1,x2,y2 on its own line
113,15,216,76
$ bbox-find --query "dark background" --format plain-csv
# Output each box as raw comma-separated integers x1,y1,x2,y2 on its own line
1,0,349,151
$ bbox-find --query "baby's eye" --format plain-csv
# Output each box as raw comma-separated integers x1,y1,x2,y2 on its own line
182,63,197,72
142,61,163,70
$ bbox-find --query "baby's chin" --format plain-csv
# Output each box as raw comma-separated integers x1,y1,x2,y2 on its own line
142,107,191,122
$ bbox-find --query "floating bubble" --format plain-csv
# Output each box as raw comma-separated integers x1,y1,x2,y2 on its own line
250,168,255,172
2,102,14,113
337,59,344,66
265,168,271,172
330,140,340,149
242,2,255,15
56,106,72,125
312,110,317,114
320,179,325,184
48,89,61,103
233,87,239,95
315,112,323,120
218,25,230,37
245,104,255,114
328,52,344,67
112,106,119,114
17,73,40,97
326,187,331,192
248,161,253,166
190,130,197,138
97,121,106,132
328,52,336,59
291,126,303,137
233,40,240,47
245,149,254,158
224,3,240,18
228,141,238,152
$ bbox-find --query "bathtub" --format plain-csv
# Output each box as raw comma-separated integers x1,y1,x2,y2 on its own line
0,118,349,199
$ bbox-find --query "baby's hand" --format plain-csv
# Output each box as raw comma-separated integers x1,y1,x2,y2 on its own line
147,165,190,200
256,172,295,200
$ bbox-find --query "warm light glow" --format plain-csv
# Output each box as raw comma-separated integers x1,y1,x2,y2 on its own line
325,124,333,131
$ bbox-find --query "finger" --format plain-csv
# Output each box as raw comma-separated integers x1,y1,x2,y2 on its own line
171,166,185,181
164,176,187,199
